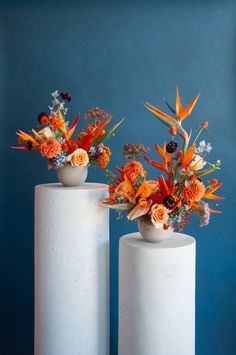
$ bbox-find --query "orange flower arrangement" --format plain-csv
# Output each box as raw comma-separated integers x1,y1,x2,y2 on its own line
13,90,123,171
104,88,223,232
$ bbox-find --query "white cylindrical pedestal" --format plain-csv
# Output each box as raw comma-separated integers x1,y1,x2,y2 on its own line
35,183,109,355
119,233,195,355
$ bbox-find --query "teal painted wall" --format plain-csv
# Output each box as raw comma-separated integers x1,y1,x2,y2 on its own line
0,1,235,354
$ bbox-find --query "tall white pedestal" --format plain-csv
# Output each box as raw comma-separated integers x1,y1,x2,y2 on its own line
34,183,109,355
119,232,195,355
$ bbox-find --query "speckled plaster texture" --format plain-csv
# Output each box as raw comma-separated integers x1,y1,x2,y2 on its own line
34,183,109,355
119,233,195,355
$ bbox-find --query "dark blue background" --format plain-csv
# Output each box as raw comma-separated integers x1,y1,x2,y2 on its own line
0,0,235,354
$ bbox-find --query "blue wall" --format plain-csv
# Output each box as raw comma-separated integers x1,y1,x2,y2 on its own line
0,1,235,354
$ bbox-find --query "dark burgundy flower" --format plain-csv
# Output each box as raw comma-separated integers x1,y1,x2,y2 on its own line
26,140,33,151
166,141,178,153
163,195,175,209
60,92,72,102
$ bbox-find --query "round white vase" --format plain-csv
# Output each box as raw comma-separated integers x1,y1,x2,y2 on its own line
138,217,174,243
56,165,88,187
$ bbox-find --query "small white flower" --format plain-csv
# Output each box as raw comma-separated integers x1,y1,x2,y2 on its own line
51,90,60,98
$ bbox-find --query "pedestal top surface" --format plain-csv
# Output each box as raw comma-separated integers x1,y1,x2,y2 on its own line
120,232,195,249
35,182,108,191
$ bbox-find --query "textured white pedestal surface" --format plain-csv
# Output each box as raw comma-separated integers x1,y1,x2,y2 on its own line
35,183,109,355
119,233,196,355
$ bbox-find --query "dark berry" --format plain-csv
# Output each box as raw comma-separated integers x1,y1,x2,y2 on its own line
26,140,33,151
37,112,48,124
166,141,178,153
163,195,175,209
60,92,71,102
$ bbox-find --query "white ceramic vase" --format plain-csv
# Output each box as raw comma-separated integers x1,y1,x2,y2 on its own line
56,164,88,187
138,217,174,243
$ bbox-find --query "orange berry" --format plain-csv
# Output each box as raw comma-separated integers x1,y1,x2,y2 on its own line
170,126,177,135
177,150,183,159
202,121,208,128
190,174,196,181
167,161,173,167
211,178,218,186
163,224,169,230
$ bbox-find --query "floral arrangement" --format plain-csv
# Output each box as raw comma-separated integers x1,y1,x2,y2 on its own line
14,90,123,170
104,89,223,231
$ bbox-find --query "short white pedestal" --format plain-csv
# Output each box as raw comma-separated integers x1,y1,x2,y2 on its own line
119,233,195,355
34,183,109,355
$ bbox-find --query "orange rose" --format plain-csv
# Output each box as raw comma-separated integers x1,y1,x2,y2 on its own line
150,204,169,228
67,148,89,167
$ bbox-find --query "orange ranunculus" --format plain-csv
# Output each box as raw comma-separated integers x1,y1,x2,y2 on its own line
98,154,110,169
67,148,89,167
39,139,61,159
150,204,169,228
182,179,205,202
140,183,151,198
138,197,148,208
123,161,145,183
41,116,49,125
51,118,63,129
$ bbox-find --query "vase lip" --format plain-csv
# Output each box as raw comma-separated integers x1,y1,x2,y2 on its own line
120,232,196,249
35,182,108,191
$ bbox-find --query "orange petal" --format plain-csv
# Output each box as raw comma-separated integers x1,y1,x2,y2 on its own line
158,175,169,197
67,115,80,139
206,182,222,194
176,87,183,118
181,144,196,168
145,102,177,124
144,157,169,174
180,93,200,121
204,193,224,200
127,200,152,221
16,131,38,145
154,144,165,160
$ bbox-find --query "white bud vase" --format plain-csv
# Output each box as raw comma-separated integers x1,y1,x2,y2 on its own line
138,217,174,243
56,165,88,187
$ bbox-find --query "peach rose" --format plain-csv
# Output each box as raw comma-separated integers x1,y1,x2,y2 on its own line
150,204,169,229
67,148,89,168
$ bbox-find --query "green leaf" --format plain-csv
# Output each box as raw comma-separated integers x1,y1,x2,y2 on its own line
93,118,125,146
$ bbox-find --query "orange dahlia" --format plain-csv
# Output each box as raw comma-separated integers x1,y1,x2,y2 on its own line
123,161,145,183
182,179,205,202
39,139,61,158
